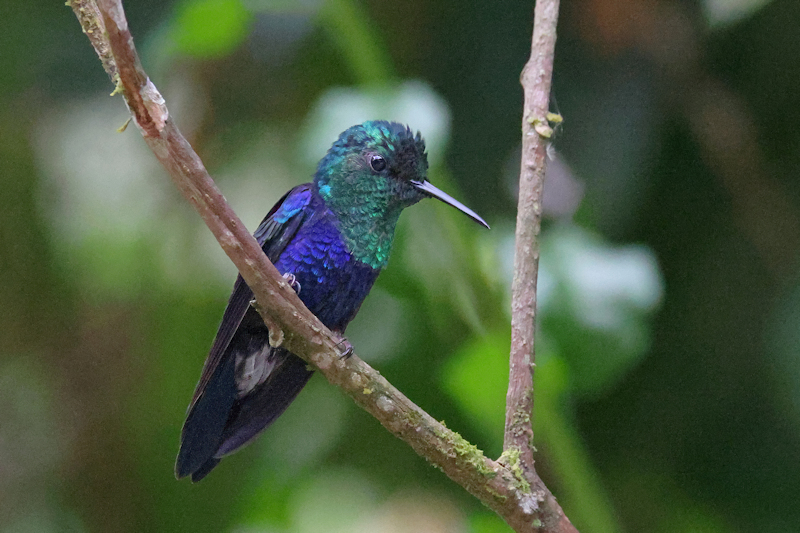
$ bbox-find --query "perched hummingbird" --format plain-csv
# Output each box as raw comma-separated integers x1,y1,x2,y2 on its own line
175,121,489,481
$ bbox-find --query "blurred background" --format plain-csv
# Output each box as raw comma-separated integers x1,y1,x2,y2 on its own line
1,0,799,531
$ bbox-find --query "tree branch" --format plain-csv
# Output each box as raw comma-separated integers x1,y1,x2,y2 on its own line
505,0,560,466
70,0,575,530
502,3,577,533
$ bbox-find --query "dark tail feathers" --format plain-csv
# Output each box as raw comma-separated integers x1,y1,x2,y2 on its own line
176,352,313,482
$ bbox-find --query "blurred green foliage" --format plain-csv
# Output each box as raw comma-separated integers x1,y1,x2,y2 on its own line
2,0,800,532
171,0,253,58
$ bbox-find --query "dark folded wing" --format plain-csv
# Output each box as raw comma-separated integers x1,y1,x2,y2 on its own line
176,184,312,479
186,184,313,407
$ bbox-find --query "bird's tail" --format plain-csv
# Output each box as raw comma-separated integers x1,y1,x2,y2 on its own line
176,350,313,482
175,354,237,481
217,352,313,457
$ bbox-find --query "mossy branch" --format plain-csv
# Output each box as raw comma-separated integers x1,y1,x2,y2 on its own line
69,0,575,530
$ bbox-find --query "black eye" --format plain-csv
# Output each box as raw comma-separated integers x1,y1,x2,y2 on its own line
369,154,386,172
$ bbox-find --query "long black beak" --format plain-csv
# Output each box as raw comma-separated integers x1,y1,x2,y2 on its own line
412,180,490,229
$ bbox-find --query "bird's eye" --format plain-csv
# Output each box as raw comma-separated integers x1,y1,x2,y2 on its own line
369,154,387,172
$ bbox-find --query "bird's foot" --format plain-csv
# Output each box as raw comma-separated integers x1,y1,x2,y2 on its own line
282,273,301,294
335,336,353,359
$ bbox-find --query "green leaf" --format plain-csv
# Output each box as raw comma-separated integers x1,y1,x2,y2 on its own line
470,511,513,533
172,0,253,58
440,330,510,443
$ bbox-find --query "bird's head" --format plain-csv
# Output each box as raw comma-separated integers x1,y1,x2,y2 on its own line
314,121,489,229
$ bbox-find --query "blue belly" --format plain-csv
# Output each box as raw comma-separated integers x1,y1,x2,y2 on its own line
273,214,379,332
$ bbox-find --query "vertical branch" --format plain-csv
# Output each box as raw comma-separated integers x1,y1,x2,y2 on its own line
505,0,561,472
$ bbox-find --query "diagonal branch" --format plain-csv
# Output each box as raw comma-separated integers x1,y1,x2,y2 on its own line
69,0,574,531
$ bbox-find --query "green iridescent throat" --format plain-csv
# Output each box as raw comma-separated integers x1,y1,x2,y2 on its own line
318,178,407,270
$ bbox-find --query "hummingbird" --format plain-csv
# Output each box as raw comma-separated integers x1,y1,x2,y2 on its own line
175,121,489,481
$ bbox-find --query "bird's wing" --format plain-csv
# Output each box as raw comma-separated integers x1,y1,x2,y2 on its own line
186,184,313,408
176,185,313,479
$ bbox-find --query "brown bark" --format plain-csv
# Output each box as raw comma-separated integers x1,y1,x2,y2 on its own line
505,0,560,468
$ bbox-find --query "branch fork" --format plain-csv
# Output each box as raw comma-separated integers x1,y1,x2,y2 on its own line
69,0,572,530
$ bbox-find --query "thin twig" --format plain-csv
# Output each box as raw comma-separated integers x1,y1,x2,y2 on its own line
500,0,577,532
70,0,575,530
503,2,578,531
505,0,560,466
